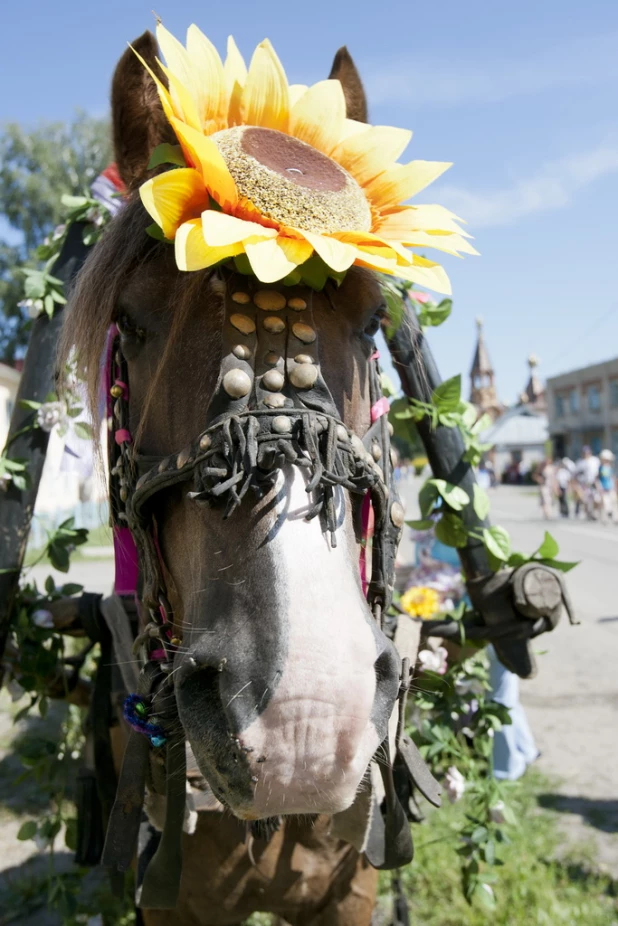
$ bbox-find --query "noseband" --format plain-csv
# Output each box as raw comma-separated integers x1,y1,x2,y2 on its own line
102,273,423,905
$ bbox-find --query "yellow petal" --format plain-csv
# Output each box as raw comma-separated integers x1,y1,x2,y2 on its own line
244,236,305,282
241,39,290,131
175,219,244,272
186,25,227,132
277,234,313,265
333,230,413,266
140,169,209,239
402,231,479,257
377,204,469,237
170,118,238,211
288,84,308,107
394,260,452,295
289,80,346,155
339,119,369,141
366,161,452,210
224,36,247,126
202,210,277,247
300,230,358,273
155,24,201,130
333,126,412,186
130,44,176,125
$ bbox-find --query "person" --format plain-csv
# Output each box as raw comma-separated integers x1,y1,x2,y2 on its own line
555,457,575,518
574,446,600,519
533,457,557,519
597,449,617,523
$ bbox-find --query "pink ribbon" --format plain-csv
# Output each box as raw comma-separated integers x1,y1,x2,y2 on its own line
114,429,132,445
371,397,390,422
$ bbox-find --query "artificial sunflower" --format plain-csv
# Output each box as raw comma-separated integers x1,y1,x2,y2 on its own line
137,23,477,290
400,586,441,619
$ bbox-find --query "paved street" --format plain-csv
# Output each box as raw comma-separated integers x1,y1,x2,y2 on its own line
400,478,618,873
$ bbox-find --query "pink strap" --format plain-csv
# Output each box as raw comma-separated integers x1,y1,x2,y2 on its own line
115,429,132,445
370,349,380,360
113,526,139,596
371,397,390,422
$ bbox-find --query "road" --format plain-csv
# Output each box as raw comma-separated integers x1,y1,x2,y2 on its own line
399,478,618,874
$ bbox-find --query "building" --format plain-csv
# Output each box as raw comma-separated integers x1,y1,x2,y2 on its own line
481,405,549,480
519,354,547,412
547,357,618,459
0,361,20,448
469,318,503,420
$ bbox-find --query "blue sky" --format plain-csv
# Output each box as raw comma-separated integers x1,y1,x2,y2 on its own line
2,0,617,401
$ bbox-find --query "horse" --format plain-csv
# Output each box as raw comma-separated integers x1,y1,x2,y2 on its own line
58,31,413,926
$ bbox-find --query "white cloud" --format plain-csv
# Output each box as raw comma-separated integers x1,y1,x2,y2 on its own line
433,144,618,228
367,32,618,107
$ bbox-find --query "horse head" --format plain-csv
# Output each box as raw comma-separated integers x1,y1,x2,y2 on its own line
61,31,405,822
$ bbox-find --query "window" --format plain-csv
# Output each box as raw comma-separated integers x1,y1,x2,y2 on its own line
588,384,601,412
610,380,618,409
569,388,579,414
555,394,565,418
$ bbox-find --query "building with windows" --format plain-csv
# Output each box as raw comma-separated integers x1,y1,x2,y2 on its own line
547,358,618,458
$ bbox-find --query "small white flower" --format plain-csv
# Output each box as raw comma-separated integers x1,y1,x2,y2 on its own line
489,800,506,824
444,766,466,803
36,401,67,433
455,677,485,697
31,609,54,629
418,646,448,675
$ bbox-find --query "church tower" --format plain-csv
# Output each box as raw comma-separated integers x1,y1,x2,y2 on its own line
519,354,547,411
469,318,501,419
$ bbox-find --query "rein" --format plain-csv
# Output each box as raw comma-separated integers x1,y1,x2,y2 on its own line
101,273,436,908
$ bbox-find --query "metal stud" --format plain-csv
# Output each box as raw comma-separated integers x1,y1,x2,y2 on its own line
231,291,251,304
351,434,365,458
110,384,123,399
272,415,292,434
390,448,397,467
230,313,256,335
289,364,318,389
336,425,348,442
294,353,313,364
287,296,307,311
254,290,286,311
372,443,382,461
223,368,252,398
263,393,286,408
292,322,316,344
158,460,168,473
388,421,394,437
390,501,405,528
265,351,280,365
263,315,286,334
136,474,147,491
177,448,191,469
262,369,285,391
232,343,252,360
119,486,128,502
199,434,212,451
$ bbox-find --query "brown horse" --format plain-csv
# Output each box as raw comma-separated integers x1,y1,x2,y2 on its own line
59,32,406,926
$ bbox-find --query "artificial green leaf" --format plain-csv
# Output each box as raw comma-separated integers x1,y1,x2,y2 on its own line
406,519,435,530
147,143,187,169
380,372,397,397
482,526,511,562
535,531,559,560
418,297,452,328
12,474,27,490
60,583,84,596
17,821,37,841
418,480,440,517
432,374,461,412
430,478,469,511
61,194,89,209
19,399,42,412
537,558,579,573
73,422,94,441
145,222,167,241
472,412,492,435
507,552,529,568
473,484,490,520
435,512,468,547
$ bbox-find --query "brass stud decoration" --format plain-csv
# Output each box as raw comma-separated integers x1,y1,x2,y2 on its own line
390,501,405,528
372,443,382,461
262,369,285,391
288,297,307,311
272,415,293,434
294,353,313,364
223,369,252,398
292,322,316,344
231,291,251,304
263,315,286,334
265,351,280,365
230,313,256,335
232,343,252,360
264,393,286,408
289,364,318,389
199,434,212,451
177,448,191,469
254,290,286,311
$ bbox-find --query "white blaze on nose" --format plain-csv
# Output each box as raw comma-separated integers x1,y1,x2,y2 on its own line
239,468,380,817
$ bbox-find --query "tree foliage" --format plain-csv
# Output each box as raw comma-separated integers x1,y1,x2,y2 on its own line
0,113,111,362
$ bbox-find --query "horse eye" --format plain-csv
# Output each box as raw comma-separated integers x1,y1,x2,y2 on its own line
116,312,146,342
364,309,385,337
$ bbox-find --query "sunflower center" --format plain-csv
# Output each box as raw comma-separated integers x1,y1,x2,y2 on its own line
212,126,372,235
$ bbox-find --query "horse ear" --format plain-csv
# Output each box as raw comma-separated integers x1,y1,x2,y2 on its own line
111,31,175,190
328,47,368,123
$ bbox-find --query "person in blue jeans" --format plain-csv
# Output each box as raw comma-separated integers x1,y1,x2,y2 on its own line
416,536,539,780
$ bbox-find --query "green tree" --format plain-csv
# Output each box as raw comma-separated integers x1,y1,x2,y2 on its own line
0,113,111,362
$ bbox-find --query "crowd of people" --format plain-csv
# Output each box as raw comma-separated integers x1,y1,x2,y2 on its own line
534,446,617,522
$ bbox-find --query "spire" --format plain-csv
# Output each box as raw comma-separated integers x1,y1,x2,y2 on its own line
469,318,501,418
521,353,546,411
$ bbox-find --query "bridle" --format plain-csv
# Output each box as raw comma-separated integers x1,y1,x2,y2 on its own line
102,270,435,907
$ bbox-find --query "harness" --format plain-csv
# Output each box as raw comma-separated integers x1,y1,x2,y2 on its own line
101,272,437,908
